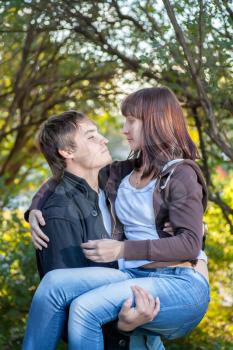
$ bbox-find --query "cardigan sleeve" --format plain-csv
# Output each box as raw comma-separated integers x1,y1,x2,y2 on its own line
24,178,58,222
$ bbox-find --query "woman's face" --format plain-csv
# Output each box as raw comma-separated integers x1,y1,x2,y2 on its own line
122,116,143,151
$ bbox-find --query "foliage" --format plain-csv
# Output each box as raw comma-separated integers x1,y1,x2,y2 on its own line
0,210,38,349
0,0,232,349
0,0,232,225
0,178,233,349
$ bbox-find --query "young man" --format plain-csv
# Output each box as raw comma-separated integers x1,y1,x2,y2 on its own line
25,111,160,349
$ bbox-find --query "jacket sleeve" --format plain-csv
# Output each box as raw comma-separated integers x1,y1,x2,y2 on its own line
24,178,58,222
124,165,205,261
36,216,87,278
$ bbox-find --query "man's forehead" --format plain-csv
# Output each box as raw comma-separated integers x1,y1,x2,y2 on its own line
79,119,98,133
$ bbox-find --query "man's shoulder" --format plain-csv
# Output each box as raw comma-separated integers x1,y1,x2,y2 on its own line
41,181,80,220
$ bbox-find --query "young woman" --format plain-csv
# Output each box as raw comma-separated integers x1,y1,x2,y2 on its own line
23,87,210,350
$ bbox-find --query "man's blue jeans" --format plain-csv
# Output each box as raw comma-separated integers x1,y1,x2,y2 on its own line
23,266,210,350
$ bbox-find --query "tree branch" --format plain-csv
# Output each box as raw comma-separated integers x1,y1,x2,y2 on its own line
162,0,233,160
197,0,204,73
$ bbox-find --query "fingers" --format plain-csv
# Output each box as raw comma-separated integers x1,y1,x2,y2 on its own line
30,223,49,246
132,285,153,306
29,210,49,250
147,290,156,308
152,297,160,318
163,221,174,235
81,240,105,257
81,240,97,249
33,241,43,250
32,225,49,241
131,286,149,312
132,285,160,321
82,249,103,262
29,210,45,226
35,210,46,226
81,239,112,249
83,249,98,256
119,298,132,314
82,248,97,257
31,231,49,250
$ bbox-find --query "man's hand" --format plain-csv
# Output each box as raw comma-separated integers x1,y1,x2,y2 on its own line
29,209,49,250
163,221,207,237
81,239,124,262
163,222,174,235
117,286,160,332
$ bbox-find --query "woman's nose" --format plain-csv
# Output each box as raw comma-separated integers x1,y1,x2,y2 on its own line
122,123,128,134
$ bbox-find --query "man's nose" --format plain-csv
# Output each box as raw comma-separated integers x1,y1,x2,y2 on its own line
99,135,109,144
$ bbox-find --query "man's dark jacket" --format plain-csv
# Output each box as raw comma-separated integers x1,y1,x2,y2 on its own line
26,170,129,350
35,171,115,278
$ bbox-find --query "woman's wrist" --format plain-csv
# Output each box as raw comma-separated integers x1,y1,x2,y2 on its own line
118,242,125,259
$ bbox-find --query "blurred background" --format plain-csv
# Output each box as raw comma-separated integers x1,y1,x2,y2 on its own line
0,0,232,349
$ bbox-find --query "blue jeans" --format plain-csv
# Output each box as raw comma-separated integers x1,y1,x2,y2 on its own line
130,334,165,350
23,266,210,350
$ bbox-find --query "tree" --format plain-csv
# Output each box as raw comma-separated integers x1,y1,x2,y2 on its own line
0,0,232,226
0,1,232,349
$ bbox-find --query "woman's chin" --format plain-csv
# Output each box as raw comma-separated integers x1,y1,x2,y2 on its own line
129,145,140,152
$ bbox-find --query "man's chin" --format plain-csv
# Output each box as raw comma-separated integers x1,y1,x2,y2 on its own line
102,155,112,166
90,155,112,169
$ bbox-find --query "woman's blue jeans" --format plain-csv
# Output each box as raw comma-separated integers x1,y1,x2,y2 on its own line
23,266,210,350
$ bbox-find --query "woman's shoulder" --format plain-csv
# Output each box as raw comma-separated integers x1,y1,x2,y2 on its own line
160,159,205,188
172,160,205,183
168,160,208,210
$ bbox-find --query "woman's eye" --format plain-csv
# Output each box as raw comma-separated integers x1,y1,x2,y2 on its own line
88,136,94,140
128,119,134,124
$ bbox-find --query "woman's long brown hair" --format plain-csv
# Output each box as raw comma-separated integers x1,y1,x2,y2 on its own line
121,87,199,178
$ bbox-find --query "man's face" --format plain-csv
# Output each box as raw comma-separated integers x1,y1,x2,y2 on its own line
69,119,112,170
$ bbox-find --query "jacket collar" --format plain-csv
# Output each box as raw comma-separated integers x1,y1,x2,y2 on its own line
63,171,98,200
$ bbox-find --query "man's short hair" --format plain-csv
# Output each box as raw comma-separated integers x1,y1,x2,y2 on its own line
37,110,85,178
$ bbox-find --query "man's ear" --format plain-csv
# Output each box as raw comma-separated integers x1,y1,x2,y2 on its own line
58,149,74,159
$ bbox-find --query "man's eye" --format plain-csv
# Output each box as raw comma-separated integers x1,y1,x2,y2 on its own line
88,136,94,140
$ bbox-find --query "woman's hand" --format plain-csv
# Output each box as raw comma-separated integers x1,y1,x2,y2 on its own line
29,209,49,250
117,286,160,332
81,239,124,262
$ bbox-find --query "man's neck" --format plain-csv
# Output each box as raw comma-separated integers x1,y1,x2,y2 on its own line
65,165,99,193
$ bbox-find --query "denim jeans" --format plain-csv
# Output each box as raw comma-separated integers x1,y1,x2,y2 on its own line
23,266,210,350
130,334,165,350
